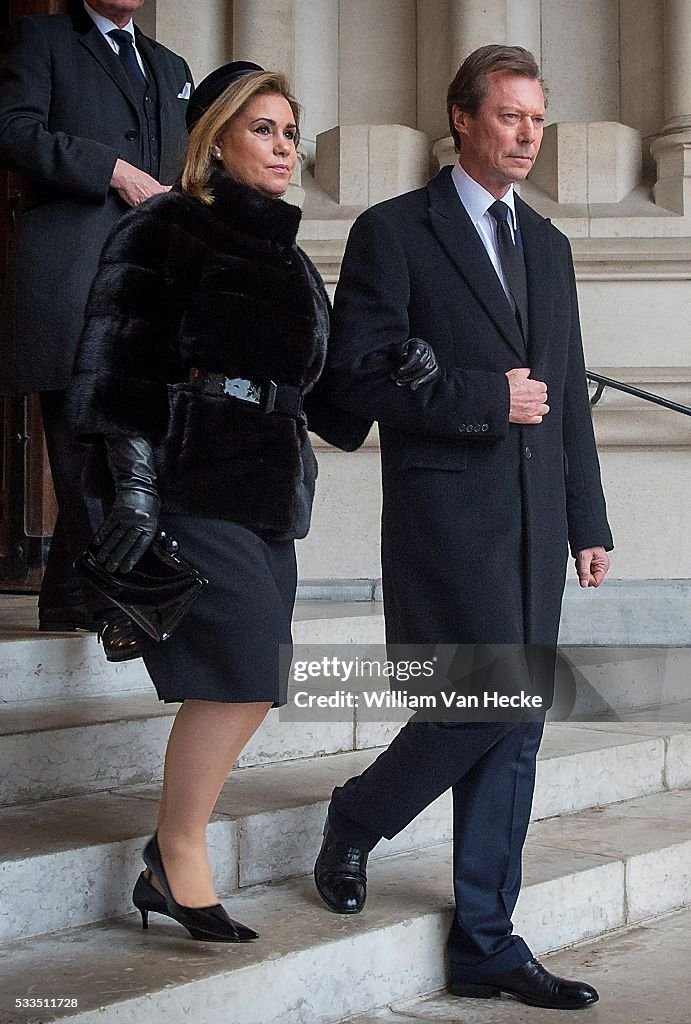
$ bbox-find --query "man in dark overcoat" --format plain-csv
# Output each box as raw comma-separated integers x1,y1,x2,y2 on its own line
314,45,613,1011
0,0,191,632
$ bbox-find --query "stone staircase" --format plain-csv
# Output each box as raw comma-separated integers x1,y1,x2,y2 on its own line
1,596,691,1023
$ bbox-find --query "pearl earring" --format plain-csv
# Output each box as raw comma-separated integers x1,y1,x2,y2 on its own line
211,146,222,160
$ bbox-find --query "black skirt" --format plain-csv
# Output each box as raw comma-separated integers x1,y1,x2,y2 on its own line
135,513,297,705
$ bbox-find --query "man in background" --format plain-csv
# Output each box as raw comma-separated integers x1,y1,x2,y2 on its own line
0,1,191,655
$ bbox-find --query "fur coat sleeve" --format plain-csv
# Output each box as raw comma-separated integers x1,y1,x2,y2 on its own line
69,198,188,442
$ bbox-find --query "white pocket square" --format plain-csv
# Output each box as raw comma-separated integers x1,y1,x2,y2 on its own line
177,82,192,100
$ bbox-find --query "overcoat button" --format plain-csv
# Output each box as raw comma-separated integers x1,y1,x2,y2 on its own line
126,129,138,141
525,446,532,459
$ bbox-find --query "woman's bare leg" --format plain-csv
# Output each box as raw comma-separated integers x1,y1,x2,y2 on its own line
150,699,271,907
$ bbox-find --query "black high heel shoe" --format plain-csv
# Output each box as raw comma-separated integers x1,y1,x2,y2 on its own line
132,869,170,929
141,834,258,942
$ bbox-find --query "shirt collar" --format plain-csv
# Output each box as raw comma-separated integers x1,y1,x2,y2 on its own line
83,2,136,41
451,162,517,231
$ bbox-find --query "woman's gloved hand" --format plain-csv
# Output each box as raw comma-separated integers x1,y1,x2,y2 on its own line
391,337,440,391
92,435,160,574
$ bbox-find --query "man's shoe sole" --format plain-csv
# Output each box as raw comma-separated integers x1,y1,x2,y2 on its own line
450,983,499,999
103,645,142,663
450,982,598,1009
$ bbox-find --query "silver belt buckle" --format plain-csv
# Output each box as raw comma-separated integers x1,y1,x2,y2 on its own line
222,377,277,413
222,378,260,404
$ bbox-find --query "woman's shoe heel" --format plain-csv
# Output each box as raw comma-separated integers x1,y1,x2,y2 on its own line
132,869,170,931
142,833,258,943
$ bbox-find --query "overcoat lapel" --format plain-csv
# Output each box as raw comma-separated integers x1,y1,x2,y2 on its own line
427,167,527,362
515,195,554,370
76,18,139,114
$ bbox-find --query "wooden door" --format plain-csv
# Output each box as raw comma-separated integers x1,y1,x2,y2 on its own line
0,0,69,587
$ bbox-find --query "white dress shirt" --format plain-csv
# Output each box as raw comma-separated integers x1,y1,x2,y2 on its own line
83,1,147,77
450,162,517,301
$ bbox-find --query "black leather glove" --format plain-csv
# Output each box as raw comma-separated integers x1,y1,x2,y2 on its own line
92,435,160,574
391,338,440,391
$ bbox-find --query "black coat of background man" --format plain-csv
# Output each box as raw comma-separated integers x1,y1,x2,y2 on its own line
0,0,192,629
314,45,613,1012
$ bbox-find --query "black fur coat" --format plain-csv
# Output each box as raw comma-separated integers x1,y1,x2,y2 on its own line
69,169,355,539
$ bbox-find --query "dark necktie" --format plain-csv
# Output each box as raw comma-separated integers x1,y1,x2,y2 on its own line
488,199,529,337
108,29,147,98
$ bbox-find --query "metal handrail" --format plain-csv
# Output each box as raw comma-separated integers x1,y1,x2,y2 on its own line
586,372,691,417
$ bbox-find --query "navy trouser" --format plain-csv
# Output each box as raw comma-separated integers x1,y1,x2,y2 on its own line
329,718,544,979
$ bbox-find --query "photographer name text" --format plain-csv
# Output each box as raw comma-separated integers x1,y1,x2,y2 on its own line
291,690,543,709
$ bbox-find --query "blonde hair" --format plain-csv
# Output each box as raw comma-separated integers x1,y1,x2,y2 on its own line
182,71,301,204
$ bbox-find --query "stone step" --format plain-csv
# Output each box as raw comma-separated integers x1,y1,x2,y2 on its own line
0,691,355,806
2,723,690,942
0,632,152,702
336,905,691,1024
0,598,383,703
2,787,691,1024
6,589,691,704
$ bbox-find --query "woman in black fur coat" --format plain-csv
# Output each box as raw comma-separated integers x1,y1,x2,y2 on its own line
69,63,436,943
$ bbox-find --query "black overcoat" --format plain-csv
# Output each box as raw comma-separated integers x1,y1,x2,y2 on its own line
321,166,613,647
0,9,191,392
68,171,338,541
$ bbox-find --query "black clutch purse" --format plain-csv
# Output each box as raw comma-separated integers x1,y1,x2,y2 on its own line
74,535,207,642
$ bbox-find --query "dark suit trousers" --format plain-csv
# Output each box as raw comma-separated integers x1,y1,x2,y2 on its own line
39,390,102,612
329,718,544,978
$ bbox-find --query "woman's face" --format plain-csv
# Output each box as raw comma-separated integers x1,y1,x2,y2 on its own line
216,93,298,198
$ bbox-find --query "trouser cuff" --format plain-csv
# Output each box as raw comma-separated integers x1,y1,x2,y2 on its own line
327,802,382,853
448,935,533,981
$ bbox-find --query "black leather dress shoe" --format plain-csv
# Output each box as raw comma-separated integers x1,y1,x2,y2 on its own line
38,605,98,632
99,610,142,663
314,821,368,914
450,957,599,1010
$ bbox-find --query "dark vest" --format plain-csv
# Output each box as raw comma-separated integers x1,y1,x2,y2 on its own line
138,56,160,179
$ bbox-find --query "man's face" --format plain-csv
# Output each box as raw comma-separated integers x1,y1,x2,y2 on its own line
87,0,145,23
453,71,545,197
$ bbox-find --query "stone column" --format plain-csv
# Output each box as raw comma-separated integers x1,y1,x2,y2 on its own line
155,0,232,82
660,0,691,134
232,0,338,166
449,0,507,72
233,0,295,79
650,0,691,213
433,0,510,167
417,0,453,143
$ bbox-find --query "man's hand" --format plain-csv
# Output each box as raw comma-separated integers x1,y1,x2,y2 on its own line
110,159,171,207
575,547,610,588
506,368,549,424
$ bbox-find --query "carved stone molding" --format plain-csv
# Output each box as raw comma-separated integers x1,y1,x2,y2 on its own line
571,238,691,281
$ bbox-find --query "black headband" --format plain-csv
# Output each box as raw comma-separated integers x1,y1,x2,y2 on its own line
185,61,265,131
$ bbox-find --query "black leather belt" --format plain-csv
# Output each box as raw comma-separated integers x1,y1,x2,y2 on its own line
188,369,304,417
